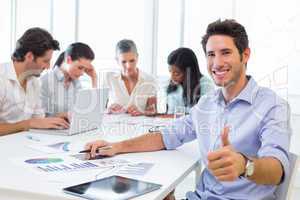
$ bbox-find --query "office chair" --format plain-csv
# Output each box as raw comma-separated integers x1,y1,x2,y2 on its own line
275,152,299,200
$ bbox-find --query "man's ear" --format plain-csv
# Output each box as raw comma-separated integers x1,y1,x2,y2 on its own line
242,48,251,64
66,56,72,64
24,52,34,62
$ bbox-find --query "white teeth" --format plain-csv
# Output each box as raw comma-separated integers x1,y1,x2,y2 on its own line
215,71,227,75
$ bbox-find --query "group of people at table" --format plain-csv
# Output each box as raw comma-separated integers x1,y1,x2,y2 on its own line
0,19,291,200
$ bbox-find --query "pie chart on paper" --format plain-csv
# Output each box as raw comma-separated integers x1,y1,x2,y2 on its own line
25,158,63,164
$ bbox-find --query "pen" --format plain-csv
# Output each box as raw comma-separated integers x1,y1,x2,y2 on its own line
26,135,40,142
79,146,113,153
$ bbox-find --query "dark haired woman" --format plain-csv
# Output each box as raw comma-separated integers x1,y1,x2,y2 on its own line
166,47,214,114
40,42,97,116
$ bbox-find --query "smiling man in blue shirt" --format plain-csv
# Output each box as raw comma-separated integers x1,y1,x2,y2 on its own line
85,19,291,200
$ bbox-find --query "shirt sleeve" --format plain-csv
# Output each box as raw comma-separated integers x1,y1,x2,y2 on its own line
138,75,157,97
166,93,176,114
166,85,185,114
32,101,45,118
134,75,158,111
40,75,54,116
257,99,291,183
148,77,158,97
33,79,45,118
99,71,110,88
161,113,197,150
0,78,5,111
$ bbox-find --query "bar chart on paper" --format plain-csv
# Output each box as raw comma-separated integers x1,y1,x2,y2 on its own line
34,161,99,173
17,156,102,174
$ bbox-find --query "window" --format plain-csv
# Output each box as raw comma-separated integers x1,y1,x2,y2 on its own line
184,0,233,76
16,0,51,38
235,0,300,114
52,0,76,50
235,0,296,85
51,0,76,66
0,0,12,63
156,0,182,76
78,0,147,73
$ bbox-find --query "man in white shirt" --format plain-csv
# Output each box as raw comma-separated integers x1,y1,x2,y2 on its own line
0,27,69,136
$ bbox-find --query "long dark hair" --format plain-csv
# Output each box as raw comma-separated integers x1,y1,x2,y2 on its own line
53,42,94,68
167,47,203,107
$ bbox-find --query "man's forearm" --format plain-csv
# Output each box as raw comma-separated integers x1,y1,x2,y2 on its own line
0,121,29,136
114,132,165,154
248,157,283,185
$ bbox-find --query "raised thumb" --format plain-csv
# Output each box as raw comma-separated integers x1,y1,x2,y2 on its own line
221,126,230,147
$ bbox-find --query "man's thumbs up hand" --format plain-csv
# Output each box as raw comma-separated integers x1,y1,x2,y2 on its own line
207,126,246,181
221,126,230,147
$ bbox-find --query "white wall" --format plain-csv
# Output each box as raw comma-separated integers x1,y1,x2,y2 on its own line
234,0,300,115
0,0,299,114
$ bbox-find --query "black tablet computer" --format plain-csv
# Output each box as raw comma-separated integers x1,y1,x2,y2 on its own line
63,175,162,200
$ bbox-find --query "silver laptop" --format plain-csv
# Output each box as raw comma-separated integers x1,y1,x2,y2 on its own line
30,88,109,135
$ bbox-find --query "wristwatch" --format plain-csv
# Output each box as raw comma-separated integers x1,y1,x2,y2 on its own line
240,153,255,178
244,158,255,177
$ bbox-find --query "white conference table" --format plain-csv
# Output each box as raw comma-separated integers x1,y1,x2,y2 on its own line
0,114,201,200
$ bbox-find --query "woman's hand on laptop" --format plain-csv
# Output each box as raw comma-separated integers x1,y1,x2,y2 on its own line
85,140,116,158
27,117,70,129
108,104,126,114
127,105,143,116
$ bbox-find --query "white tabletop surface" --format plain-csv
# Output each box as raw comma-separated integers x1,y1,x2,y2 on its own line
0,114,201,200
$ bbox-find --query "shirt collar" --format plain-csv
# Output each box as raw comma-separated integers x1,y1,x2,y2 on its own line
2,62,19,81
1,62,38,86
54,66,65,82
234,76,259,105
214,76,259,105
116,69,145,82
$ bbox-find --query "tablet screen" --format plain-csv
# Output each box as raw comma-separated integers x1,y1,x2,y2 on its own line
63,175,162,200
